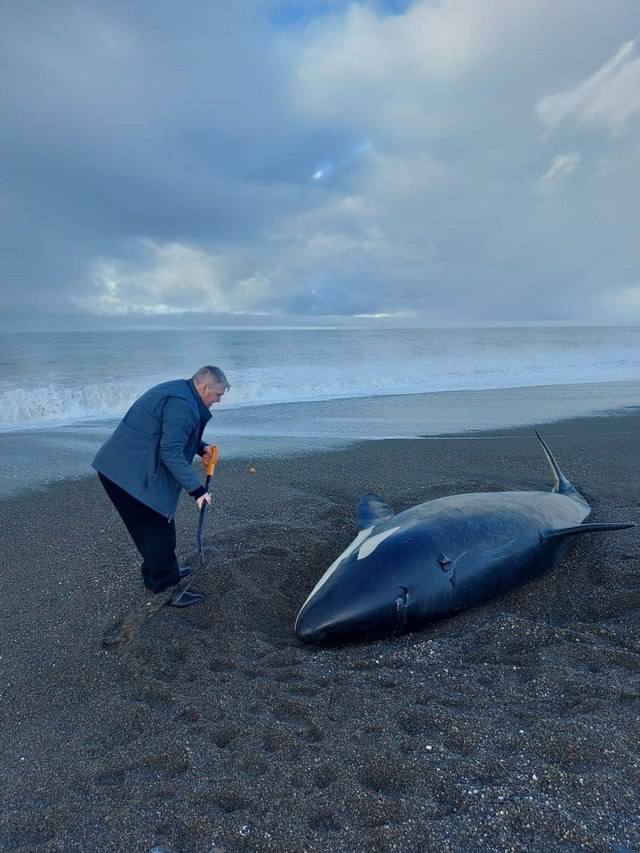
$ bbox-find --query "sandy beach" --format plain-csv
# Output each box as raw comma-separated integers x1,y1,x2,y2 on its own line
1,411,639,853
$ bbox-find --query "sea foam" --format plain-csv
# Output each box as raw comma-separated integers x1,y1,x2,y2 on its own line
0,326,638,431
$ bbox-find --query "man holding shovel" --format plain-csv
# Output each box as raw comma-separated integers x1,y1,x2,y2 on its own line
93,365,229,607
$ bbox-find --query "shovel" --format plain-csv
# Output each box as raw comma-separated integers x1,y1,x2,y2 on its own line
183,445,219,592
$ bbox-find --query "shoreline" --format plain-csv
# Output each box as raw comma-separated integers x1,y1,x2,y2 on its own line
1,378,640,504
1,410,639,852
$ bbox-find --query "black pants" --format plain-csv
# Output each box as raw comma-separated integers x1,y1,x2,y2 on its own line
99,474,180,593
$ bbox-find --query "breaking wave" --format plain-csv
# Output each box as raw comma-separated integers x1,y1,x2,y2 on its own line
1,344,639,432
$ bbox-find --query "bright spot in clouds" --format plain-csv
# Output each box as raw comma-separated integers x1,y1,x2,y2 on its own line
312,161,334,181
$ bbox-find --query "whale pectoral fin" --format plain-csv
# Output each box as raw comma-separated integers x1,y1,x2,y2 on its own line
356,493,395,530
542,522,634,541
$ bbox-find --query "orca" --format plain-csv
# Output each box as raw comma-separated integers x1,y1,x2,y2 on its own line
294,432,633,644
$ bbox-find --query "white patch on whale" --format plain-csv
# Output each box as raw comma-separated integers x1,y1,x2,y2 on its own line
295,526,375,627
357,526,401,560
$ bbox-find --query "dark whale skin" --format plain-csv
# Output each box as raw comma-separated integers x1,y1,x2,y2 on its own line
295,435,632,645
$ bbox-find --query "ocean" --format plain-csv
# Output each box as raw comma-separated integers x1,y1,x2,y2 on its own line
1,326,639,498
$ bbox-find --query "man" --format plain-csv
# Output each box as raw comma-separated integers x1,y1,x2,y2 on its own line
93,365,229,607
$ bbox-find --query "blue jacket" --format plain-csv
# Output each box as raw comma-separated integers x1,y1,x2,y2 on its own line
92,379,212,518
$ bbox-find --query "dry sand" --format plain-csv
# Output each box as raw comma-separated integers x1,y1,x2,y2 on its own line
1,412,639,852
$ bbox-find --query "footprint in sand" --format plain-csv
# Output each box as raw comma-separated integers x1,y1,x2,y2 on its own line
359,754,414,796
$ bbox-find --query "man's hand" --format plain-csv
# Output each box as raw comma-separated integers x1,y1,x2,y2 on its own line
196,492,212,510
202,445,215,466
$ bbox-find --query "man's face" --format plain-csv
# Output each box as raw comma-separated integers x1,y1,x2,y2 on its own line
202,382,226,408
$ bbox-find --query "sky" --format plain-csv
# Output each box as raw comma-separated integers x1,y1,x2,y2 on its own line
1,0,640,327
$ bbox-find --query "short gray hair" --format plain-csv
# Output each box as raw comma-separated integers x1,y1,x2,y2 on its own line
192,365,230,390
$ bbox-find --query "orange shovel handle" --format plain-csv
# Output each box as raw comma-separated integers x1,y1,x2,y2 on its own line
206,445,220,478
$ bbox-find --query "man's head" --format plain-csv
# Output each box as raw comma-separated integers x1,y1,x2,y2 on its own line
192,366,230,408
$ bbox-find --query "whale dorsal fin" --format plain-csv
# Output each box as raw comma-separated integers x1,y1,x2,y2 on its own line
535,430,577,495
542,522,634,541
356,494,395,530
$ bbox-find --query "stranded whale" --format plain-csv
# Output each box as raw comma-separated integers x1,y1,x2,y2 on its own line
294,432,633,644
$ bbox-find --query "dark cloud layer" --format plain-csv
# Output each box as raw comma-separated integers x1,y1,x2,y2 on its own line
1,0,639,324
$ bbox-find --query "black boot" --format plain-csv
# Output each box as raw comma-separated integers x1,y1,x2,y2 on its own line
169,589,204,607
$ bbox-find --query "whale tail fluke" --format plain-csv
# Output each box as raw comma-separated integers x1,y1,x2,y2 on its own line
535,430,580,496
543,522,634,541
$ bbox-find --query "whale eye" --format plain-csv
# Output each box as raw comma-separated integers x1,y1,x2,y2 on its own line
437,555,452,571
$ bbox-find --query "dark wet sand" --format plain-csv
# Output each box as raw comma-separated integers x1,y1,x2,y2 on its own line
1,412,639,853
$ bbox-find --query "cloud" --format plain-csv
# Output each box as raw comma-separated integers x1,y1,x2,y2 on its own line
280,3,640,321
539,152,582,184
1,0,640,324
537,40,640,135
79,240,271,315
